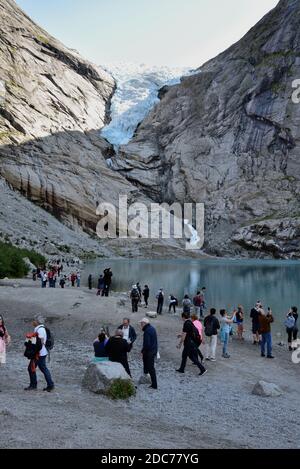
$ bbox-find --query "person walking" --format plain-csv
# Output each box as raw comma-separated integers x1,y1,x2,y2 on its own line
24,315,55,392
219,309,237,358
204,308,220,361
182,295,192,314
236,305,244,340
103,268,113,296
258,307,274,358
156,289,164,315
70,272,77,287
118,318,137,351
0,315,11,392
97,275,105,296
139,318,158,389
199,287,207,318
130,285,140,313
42,271,47,288
143,285,150,308
168,295,178,314
88,274,93,290
250,301,262,345
136,283,142,303
291,306,298,346
76,272,81,288
285,307,298,351
176,312,207,376
191,313,204,362
59,276,66,289
105,329,131,376
193,291,204,317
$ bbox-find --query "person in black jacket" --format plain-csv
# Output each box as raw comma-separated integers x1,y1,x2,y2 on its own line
143,285,150,308
103,268,113,297
176,312,207,376
118,318,137,351
204,308,220,362
88,274,93,290
139,318,158,389
105,330,131,376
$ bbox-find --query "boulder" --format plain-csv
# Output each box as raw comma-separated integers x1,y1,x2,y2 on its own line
146,311,157,319
252,381,283,398
82,362,132,394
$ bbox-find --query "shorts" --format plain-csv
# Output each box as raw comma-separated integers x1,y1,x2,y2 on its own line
252,323,260,334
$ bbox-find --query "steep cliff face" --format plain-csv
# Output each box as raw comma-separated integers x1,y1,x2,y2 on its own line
117,0,300,258
0,0,135,235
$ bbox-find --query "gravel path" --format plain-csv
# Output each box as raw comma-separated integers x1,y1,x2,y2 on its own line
0,281,299,449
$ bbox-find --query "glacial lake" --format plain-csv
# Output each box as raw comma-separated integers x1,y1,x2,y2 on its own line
82,258,300,337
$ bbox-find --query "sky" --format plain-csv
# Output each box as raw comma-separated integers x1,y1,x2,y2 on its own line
16,0,279,68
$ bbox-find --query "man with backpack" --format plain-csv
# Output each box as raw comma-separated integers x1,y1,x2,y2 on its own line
156,289,164,315
176,312,207,376
130,285,141,312
24,315,55,392
204,308,220,361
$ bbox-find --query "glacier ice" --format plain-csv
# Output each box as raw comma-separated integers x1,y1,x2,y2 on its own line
100,62,192,146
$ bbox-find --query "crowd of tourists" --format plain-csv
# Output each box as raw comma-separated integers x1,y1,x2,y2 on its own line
1,268,298,393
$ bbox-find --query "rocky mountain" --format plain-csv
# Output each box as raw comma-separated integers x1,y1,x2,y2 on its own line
115,0,300,259
0,0,191,258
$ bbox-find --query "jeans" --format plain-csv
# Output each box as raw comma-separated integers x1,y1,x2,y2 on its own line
261,332,272,356
222,332,229,355
157,301,164,315
143,351,157,388
28,355,54,388
205,335,217,359
178,343,206,374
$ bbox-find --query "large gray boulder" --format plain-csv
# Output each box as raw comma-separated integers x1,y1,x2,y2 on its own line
252,381,283,397
82,362,132,394
146,311,157,319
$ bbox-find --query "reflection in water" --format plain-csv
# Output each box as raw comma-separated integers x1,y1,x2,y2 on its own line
83,259,300,335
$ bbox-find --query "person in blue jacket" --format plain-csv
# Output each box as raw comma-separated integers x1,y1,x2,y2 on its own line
139,318,158,389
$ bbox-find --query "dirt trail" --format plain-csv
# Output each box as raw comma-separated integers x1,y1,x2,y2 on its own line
0,280,299,449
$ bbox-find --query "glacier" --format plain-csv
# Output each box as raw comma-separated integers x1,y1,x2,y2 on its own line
100,62,192,147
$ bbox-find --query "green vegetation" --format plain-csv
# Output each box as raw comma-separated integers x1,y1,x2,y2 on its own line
36,35,49,45
0,241,46,279
106,379,136,400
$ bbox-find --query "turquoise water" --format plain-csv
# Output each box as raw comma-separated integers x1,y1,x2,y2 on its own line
83,258,300,336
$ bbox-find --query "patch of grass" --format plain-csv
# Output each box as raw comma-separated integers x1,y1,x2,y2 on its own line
106,379,136,400
0,241,46,278
36,34,49,45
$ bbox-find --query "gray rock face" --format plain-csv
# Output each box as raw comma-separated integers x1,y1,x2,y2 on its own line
252,380,283,397
0,0,137,239
82,362,132,394
117,0,300,259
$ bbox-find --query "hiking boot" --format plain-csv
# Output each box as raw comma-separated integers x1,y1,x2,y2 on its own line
24,386,37,391
176,369,184,373
267,355,274,359
43,386,55,392
261,353,265,357
222,353,230,358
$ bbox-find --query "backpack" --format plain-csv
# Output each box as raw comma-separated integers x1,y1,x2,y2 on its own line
37,326,55,351
204,316,214,337
188,320,201,347
131,288,140,299
24,334,43,360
